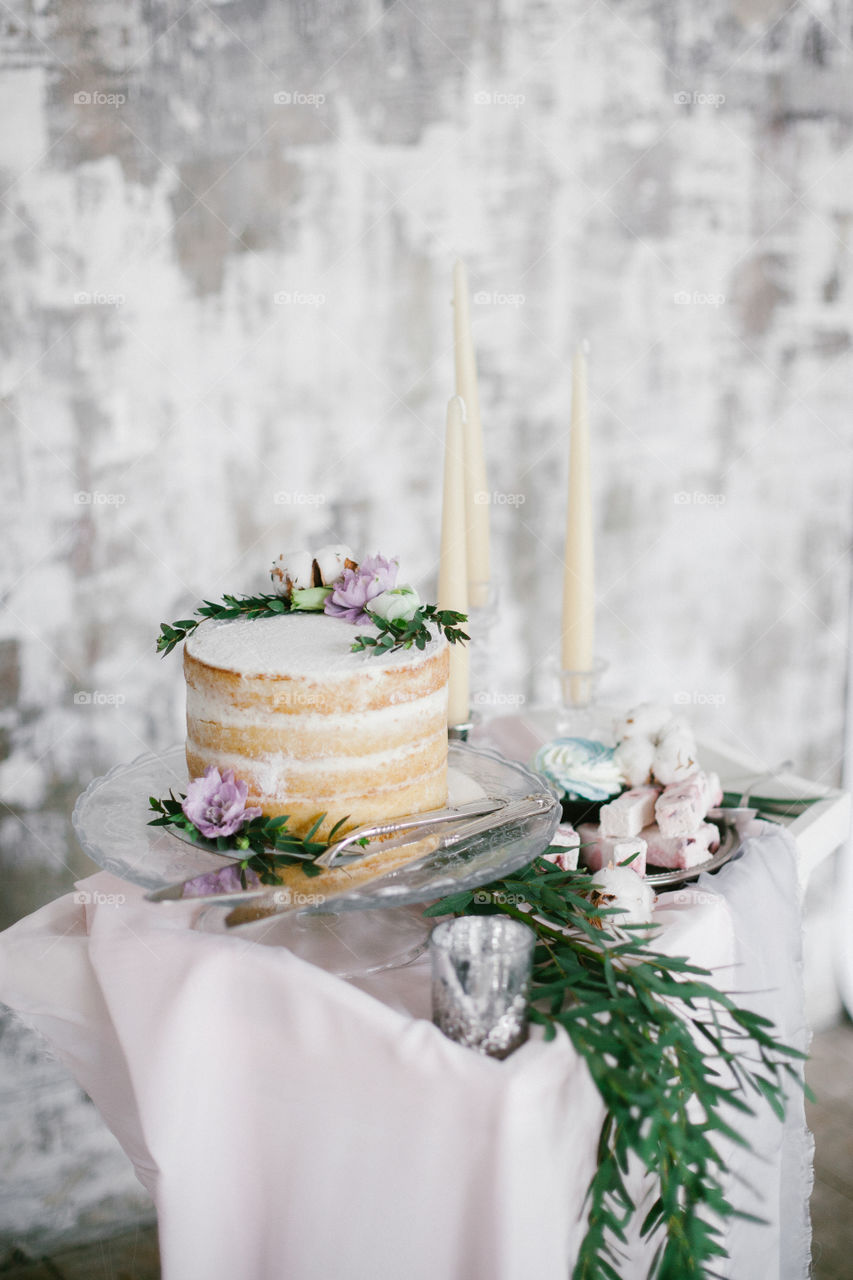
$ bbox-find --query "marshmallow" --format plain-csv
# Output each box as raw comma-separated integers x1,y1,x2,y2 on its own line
579,825,647,876
614,736,656,787
655,771,723,836
600,785,660,838
541,823,581,871
642,821,720,869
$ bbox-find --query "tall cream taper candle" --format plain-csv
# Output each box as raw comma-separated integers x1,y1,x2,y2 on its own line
560,344,594,675
438,394,470,727
452,260,490,609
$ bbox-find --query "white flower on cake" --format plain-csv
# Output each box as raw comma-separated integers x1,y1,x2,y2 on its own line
369,585,421,624
590,865,655,926
271,549,315,597
314,544,354,586
271,544,355,600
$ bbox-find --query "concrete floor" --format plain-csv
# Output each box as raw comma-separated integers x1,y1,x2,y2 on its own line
1,1023,851,1280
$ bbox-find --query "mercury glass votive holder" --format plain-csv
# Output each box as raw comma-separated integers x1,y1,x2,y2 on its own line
430,916,536,1059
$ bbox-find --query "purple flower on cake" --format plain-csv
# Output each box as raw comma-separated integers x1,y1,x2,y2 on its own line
182,765,262,838
324,554,399,625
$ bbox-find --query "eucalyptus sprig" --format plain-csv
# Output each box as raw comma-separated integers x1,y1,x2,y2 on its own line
351,605,469,656
156,593,290,656
156,596,468,659
147,794,361,884
425,856,806,1280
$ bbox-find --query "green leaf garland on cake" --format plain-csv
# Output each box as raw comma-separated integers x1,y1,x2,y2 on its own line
147,765,360,888
156,544,468,657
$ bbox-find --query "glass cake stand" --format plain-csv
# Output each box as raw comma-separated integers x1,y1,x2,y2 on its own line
72,743,562,976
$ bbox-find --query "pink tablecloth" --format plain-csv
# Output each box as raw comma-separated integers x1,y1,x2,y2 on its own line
0,827,811,1279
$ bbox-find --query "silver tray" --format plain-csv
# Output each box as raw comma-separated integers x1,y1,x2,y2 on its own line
71,742,562,912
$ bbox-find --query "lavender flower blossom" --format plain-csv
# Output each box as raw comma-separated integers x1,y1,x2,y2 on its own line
324,554,399,625
182,765,262,838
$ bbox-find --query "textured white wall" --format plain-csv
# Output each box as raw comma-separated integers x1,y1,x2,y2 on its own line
1,0,852,1252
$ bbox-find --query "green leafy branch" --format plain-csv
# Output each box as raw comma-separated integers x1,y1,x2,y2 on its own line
156,597,468,659
147,794,359,884
351,605,469,656
156,593,290,656
425,856,806,1280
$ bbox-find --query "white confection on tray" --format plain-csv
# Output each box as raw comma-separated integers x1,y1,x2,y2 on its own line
600,785,660,838
655,771,723,837
532,738,623,802
541,823,581,871
590,865,655,925
579,825,647,876
642,821,720,869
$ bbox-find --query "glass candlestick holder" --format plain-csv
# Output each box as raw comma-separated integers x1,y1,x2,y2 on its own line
430,916,535,1059
553,657,611,739
466,580,501,715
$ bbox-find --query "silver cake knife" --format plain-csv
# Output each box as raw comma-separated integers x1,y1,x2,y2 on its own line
145,797,506,906
222,791,557,926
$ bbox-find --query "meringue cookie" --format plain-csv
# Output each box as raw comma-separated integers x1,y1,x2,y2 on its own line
533,738,623,802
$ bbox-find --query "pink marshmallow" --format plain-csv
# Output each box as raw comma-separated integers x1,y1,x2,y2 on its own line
578,824,647,876
600,785,660,838
541,823,581,871
642,821,720,869
655,771,723,837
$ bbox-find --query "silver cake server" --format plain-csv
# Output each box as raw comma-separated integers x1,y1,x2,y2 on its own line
145,797,506,906
222,791,557,928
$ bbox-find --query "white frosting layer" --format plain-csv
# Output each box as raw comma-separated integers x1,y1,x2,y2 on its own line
186,612,446,678
186,684,447,732
186,742,447,801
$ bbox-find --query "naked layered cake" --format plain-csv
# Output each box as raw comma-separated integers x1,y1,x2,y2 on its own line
184,610,449,839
